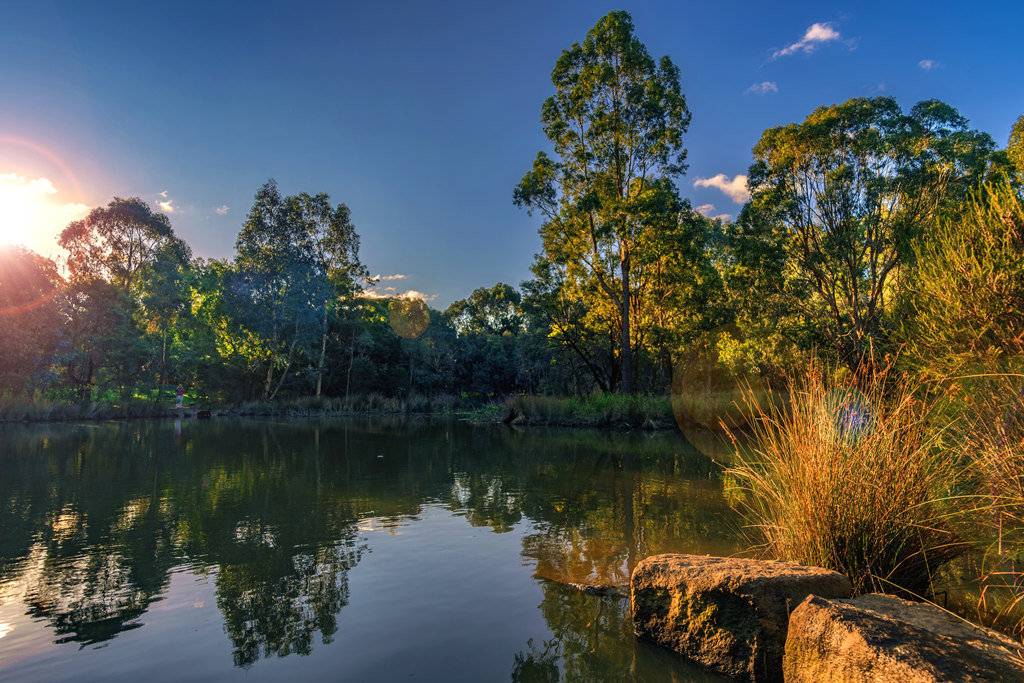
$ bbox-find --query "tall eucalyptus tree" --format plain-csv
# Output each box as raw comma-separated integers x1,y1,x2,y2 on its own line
515,10,691,394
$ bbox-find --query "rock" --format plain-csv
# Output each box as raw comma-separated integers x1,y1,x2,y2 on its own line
631,554,851,682
784,593,1024,682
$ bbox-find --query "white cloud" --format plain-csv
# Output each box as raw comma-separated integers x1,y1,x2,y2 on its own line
28,177,58,195
693,174,750,204
695,204,716,217
773,22,841,58
918,59,941,70
374,273,407,281
214,205,230,215
157,200,174,213
361,288,437,302
746,81,778,95
399,290,437,302
158,190,168,198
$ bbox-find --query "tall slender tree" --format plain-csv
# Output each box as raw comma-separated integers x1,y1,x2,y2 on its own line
515,10,691,394
290,192,368,397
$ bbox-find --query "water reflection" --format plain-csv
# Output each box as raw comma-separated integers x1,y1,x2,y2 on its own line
512,582,731,682
0,418,741,678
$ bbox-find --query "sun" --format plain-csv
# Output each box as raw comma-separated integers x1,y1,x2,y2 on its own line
0,179,40,245
0,173,88,254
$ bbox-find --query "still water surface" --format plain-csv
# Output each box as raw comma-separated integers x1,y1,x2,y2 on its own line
0,417,740,681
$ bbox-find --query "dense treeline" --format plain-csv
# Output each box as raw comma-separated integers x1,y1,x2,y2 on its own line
1,10,1022,409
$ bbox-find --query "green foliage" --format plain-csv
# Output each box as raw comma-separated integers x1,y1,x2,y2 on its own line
900,182,1024,378
445,282,524,336
59,277,147,398
742,96,996,372
1009,113,1024,177
506,393,674,428
229,180,367,400
59,197,176,292
0,245,63,394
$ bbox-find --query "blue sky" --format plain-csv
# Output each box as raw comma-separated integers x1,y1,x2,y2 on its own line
1,0,1021,307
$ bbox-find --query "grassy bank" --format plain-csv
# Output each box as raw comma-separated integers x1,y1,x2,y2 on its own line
500,393,676,429
0,395,173,422
1,390,691,429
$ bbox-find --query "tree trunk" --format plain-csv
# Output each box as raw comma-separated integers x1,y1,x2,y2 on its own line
159,325,167,401
268,336,298,402
315,299,328,397
263,357,275,400
620,248,634,394
345,326,356,403
263,309,279,400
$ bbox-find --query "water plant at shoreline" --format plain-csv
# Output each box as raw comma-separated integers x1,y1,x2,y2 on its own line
725,367,969,598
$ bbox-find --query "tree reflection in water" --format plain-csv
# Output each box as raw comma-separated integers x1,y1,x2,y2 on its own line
512,581,730,683
0,418,741,673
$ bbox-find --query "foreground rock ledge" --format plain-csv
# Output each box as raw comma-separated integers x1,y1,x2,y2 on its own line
784,593,1024,682
630,554,851,682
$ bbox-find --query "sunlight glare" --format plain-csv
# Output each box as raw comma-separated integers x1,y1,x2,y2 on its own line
0,173,88,253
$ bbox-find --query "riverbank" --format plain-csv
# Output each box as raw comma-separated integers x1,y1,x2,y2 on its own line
0,392,466,423
0,392,686,430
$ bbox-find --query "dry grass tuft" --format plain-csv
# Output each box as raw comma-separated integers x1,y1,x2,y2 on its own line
726,367,969,597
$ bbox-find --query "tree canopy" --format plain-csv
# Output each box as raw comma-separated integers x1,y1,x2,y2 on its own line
59,197,178,292
739,96,996,372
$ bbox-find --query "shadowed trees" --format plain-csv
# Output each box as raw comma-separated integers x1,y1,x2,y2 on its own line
54,197,190,397
0,245,64,393
229,180,368,400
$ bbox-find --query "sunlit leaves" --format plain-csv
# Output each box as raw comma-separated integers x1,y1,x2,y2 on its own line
743,96,997,371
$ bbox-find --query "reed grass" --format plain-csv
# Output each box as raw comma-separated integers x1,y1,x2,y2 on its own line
726,367,969,597
0,394,172,422
963,375,1024,636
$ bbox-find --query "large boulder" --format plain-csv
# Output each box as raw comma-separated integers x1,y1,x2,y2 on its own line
630,554,851,682
784,593,1024,682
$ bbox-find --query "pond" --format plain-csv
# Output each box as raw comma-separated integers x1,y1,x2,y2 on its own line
0,417,742,681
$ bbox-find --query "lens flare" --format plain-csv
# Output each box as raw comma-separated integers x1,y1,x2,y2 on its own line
389,298,429,339
819,387,874,445
671,324,770,460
